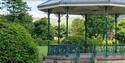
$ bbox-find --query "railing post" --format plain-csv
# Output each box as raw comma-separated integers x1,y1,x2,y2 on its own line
93,44,96,57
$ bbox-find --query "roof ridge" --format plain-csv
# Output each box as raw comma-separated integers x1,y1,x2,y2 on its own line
59,0,62,4
41,0,50,5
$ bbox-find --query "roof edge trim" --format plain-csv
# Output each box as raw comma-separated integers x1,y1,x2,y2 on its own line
38,3,125,10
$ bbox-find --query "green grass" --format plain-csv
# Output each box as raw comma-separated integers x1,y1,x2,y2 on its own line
37,46,48,63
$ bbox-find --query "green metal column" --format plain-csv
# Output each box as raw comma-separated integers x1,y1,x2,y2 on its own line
105,7,108,57
115,14,118,53
93,16,97,56
57,13,61,55
66,7,69,55
66,7,69,44
58,13,61,44
84,14,88,53
47,9,51,55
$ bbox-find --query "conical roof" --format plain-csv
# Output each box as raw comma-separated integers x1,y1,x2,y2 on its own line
38,0,125,14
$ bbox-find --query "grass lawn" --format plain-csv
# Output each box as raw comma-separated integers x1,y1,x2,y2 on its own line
37,46,48,63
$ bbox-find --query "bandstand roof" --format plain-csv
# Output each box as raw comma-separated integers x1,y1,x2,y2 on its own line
38,0,125,14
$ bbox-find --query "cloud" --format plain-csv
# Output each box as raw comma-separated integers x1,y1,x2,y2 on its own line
25,0,47,18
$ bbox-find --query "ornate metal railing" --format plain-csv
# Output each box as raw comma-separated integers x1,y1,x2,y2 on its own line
48,44,125,57
89,44,125,63
48,44,80,57
94,44,125,56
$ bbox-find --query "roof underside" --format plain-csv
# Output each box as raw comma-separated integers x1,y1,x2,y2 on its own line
38,0,125,14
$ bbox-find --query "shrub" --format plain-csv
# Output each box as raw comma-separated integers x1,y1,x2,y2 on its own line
68,35,103,52
35,38,48,46
0,22,38,63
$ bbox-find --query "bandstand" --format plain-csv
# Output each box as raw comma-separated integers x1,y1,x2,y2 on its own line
38,0,125,63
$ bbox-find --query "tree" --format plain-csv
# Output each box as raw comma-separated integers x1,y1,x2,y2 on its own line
33,18,54,40
53,24,66,38
86,15,115,39
2,0,33,33
3,0,30,21
69,16,115,52
32,18,55,45
116,18,125,43
71,18,85,35
0,22,38,63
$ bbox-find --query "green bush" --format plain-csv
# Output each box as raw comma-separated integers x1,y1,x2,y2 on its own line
0,22,38,63
68,35,103,52
35,38,48,46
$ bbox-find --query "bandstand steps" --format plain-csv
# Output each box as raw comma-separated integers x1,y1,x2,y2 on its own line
79,53,93,63
43,56,78,63
43,55,92,63
79,57,91,63
95,56,125,63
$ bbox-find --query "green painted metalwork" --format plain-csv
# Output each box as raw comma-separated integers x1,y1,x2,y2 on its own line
48,44,80,57
105,7,108,57
47,8,122,61
115,14,118,53
66,7,69,55
48,44,125,56
58,13,61,44
47,10,51,55
57,13,61,55
66,7,69,43
84,14,88,53
94,44,125,56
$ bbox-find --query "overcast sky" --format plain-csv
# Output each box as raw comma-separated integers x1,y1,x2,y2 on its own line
25,0,81,19
0,0,124,20
25,0,47,18
25,0,124,20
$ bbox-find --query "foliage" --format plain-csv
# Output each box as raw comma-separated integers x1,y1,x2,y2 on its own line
32,18,55,46
86,15,115,38
18,13,33,33
71,18,84,35
35,38,48,46
0,22,38,63
116,18,125,43
37,46,48,63
68,35,85,44
33,18,54,40
3,0,29,21
68,35,103,52
53,24,66,39
2,0,33,33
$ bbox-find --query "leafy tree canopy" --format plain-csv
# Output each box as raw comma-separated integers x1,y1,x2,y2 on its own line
86,15,115,39
0,22,38,63
33,18,54,40
71,18,85,35
116,18,125,43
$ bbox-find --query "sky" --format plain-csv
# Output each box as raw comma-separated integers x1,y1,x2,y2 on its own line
0,0,124,20
25,0,82,19
25,0,124,20
0,0,47,17
25,0,47,18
